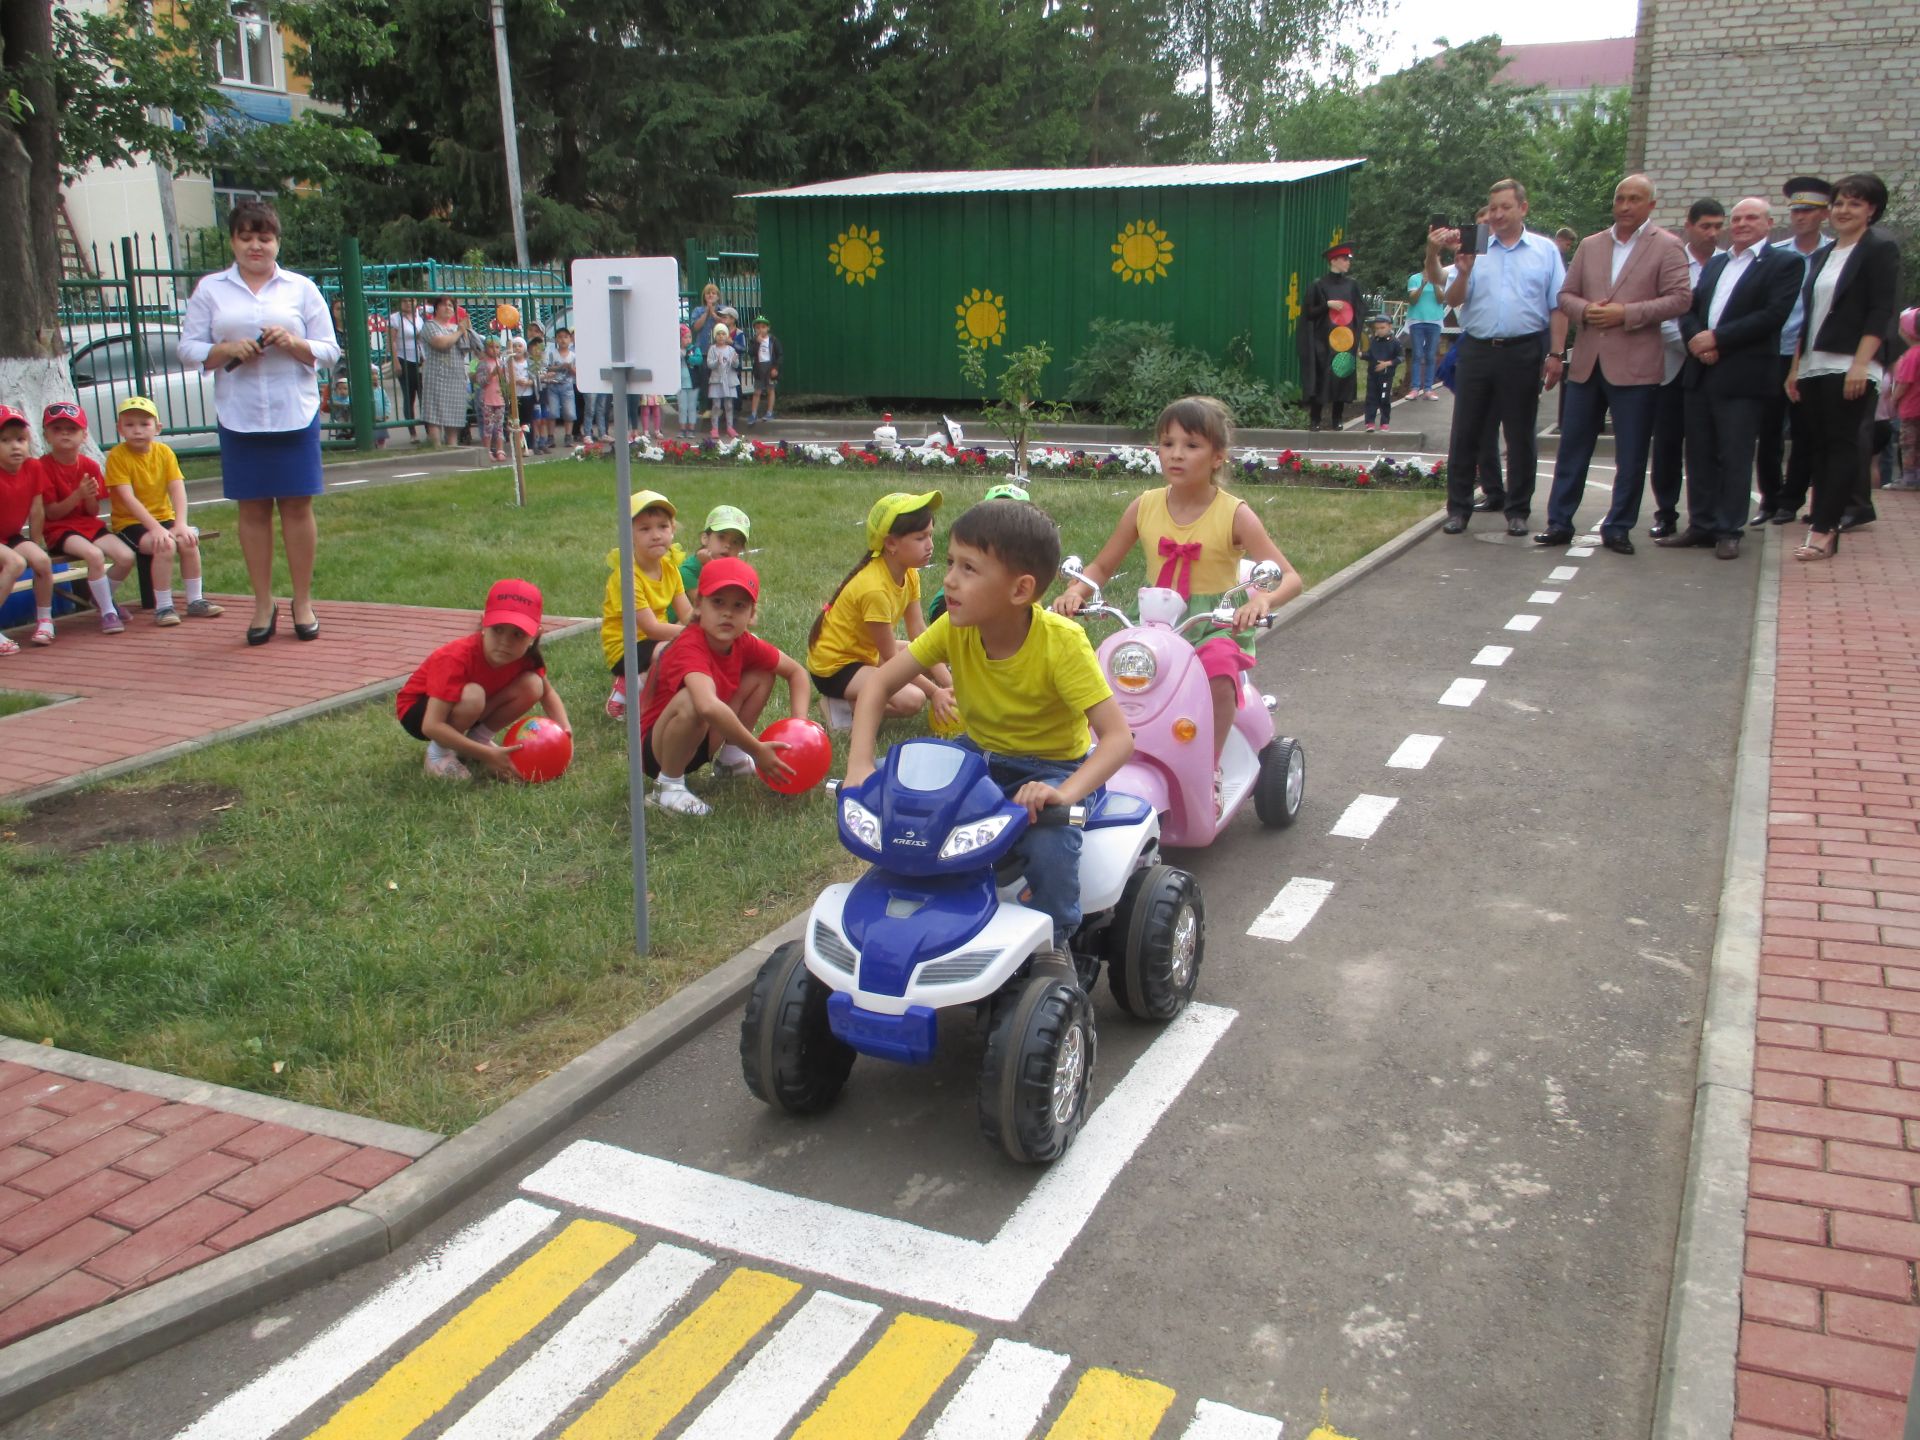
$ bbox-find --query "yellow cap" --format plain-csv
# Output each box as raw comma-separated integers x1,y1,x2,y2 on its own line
117,396,160,419
865,490,942,556
629,489,675,519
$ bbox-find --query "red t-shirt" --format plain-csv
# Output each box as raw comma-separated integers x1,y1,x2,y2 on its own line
640,626,781,736
0,459,42,542
1895,346,1920,421
395,631,545,720
38,455,108,544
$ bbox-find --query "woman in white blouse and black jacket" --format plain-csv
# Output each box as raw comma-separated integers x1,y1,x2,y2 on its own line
1786,173,1901,560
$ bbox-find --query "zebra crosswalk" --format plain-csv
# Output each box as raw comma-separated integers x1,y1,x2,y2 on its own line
170,1197,1284,1440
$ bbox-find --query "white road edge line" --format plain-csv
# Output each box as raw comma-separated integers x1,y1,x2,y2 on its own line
1439,678,1485,707
1505,614,1541,632
1330,794,1399,840
1547,566,1579,581
329,478,370,488
1386,734,1443,769
1247,877,1335,943
172,1199,559,1440
1472,645,1512,666
924,1338,1072,1440
519,1004,1238,1323
677,1290,882,1440
392,470,430,478
1566,546,1595,557
1181,1398,1287,1440
1527,590,1561,604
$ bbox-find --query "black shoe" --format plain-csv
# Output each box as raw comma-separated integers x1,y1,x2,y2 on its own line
245,610,278,647
1770,510,1799,525
1648,520,1677,539
293,615,320,642
1716,535,1741,559
1442,516,1468,534
1749,509,1772,528
1472,497,1505,513
1839,508,1877,532
1506,518,1528,537
1533,527,1575,546
1603,532,1636,555
1654,527,1712,548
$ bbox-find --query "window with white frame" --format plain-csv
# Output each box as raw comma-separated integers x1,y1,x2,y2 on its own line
215,5,281,90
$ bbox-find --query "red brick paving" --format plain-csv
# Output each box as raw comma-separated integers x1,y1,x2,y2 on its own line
1745,501,1920,1436
0,595,582,801
0,1063,411,1350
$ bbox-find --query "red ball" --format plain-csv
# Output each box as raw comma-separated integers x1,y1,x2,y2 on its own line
758,717,832,795
501,716,573,783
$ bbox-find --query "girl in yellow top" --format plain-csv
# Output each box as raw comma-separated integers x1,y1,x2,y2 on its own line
806,490,956,724
1054,396,1303,763
602,489,694,720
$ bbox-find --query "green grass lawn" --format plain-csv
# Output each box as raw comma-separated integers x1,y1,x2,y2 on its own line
0,692,53,720
0,462,1435,1131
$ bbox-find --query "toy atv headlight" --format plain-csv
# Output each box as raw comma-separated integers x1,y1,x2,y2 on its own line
842,797,883,852
1110,641,1156,691
939,813,1012,860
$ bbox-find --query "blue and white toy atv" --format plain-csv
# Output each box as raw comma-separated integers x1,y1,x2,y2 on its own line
740,737,1204,1163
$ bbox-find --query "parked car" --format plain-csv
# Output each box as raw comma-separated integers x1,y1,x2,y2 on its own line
66,325,217,452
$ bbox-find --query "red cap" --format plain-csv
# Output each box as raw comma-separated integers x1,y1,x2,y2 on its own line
41,401,85,430
481,577,543,636
0,406,27,432
697,556,760,602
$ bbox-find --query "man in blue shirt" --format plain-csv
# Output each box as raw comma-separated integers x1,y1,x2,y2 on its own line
1425,179,1570,534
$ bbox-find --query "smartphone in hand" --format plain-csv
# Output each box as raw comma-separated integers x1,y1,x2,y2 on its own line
1456,222,1485,255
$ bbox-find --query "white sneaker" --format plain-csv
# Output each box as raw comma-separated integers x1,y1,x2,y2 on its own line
713,743,757,777
647,781,711,816
823,697,854,731
424,748,471,781
605,681,627,720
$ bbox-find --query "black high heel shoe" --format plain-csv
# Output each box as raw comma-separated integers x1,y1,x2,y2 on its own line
246,610,278,647
293,611,320,642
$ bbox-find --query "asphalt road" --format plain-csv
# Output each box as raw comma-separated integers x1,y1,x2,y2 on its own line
5,485,1761,1440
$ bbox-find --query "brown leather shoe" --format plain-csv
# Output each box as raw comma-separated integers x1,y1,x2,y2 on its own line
1715,535,1741,559
1654,527,1711,548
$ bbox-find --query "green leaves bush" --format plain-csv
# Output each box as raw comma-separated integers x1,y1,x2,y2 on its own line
1067,318,1303,430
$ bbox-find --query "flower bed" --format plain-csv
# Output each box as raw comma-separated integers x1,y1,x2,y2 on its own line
609,437,1448,489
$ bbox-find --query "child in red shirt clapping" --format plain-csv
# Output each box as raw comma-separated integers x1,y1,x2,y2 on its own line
37,402,133,633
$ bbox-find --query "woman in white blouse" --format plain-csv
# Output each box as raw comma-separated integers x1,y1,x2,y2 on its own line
388,297,425,438
179,200,340,644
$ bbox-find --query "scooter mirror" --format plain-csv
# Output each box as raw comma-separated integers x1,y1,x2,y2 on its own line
1248,560,1285,593
1060,554,1086,581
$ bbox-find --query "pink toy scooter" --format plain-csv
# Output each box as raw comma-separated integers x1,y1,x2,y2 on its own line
1060,555,1304,847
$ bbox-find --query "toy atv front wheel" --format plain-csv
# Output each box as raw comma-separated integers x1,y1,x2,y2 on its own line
741,941,855,1114
1106,865,1205,1020
1254,737,1305,828
979,974,1095,1163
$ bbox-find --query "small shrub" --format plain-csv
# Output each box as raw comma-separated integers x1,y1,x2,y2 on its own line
1067,318,1303,430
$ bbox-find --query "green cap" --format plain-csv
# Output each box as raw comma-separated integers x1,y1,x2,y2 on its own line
704,504,750,538
983,482,1030,503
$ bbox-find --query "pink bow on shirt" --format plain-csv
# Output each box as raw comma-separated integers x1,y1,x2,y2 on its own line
1156,537,1202,597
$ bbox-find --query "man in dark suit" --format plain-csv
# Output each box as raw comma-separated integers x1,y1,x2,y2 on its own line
1657,196,1802,559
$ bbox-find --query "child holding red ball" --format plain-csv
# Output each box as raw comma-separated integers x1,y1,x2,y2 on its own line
639,557,810,816
396,578,572,782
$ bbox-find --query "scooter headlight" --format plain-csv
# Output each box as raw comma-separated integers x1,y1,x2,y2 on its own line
1110,641,1156,691
939,813,1012,860
842,797,883,852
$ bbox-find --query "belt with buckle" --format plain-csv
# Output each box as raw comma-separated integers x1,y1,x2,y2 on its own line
1466,333,1543,347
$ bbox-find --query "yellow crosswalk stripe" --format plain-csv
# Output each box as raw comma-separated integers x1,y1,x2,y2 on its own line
304,1218,634,1440
1044,1367,1178,1438
560,1268,801,1440
790,1313,975,1440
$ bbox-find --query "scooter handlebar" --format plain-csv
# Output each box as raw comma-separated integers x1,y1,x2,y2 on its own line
1031,803,1087,829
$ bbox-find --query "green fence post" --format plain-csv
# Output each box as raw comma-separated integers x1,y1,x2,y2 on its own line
120,237,149,398
340,236,376,452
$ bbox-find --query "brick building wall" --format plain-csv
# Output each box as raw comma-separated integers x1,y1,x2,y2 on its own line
1627,0,1920,227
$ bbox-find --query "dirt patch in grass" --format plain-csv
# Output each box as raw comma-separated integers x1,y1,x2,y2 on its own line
4,782,243,856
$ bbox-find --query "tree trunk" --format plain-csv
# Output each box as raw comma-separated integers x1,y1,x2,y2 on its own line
0,0,62,360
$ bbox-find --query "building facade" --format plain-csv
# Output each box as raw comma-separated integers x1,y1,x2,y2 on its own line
1500,38,1635,121
1627,0,1920,227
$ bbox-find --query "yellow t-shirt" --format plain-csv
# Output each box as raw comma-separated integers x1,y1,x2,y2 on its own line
106,441,182,527
600,547,686,667
808,558,921,676
1135,486,1243,597
909,607,1112,761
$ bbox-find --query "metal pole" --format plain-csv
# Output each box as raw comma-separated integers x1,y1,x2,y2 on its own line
340,237,376,451
488,0,532,270
608,278,651,954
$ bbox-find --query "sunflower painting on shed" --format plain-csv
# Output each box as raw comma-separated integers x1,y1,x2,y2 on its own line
745,162,1362,403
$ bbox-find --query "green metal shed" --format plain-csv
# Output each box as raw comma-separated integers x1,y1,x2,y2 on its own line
744,161,1363,403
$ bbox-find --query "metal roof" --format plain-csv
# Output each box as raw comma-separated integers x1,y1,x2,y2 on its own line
742,160,1364,200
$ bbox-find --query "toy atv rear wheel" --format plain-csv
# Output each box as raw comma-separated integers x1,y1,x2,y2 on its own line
1254,737,1305,829
741,940,855,1114
979,973,1095,1163
1106,865,1204,1020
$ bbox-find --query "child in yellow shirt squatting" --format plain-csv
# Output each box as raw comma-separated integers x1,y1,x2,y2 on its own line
105,396,223,626
603,488,694,720
845,499,1134,952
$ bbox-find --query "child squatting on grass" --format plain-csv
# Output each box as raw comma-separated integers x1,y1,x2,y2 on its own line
805,491,957,731
395,578,571,782
845,499,1134,953
638,557,811,817
1053,395,1302,807
105,396,223,627
0,406,55,654
603,489,694,721
38,402,135,634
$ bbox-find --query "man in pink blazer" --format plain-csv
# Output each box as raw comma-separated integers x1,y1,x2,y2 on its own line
1536,174,1695,553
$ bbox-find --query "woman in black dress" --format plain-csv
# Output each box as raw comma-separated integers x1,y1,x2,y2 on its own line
1298,243,1363,431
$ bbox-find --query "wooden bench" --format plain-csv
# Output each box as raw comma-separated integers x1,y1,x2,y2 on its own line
4,531,221,610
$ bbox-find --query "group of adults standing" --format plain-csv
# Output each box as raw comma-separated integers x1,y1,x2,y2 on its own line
1418,171,1900,564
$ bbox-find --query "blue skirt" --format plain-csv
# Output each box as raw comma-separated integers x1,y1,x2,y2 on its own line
219,415,323,500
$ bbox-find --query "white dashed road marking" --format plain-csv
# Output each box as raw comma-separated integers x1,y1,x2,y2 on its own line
1547,566,1579,581
1505,614,1541,632
675,1290,883,1440
1567,546,1595,556
1330,794,1399,840
1528,590,1561,604
1472,645,1512,666
1439,678,1485,707
1180,1399,1287,1439
1386,734,1443,769
1247,877,1336,942
924,1338,1072,1439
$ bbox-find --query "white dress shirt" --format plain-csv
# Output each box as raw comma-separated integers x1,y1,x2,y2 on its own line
179,264,341,434
1661,249,1713,384
387,310,423,364
1705,241,1766,330
1609,219,1650,284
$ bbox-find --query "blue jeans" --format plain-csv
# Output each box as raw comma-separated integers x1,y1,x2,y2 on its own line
961,741,1084,947
678,387,697,428
544,380,576,425
1408,323,1441,392
1545,367,1657,536
584,392,611,438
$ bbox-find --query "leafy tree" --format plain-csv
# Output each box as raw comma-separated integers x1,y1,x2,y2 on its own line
1526,88,1631,239
1172,0,1384,149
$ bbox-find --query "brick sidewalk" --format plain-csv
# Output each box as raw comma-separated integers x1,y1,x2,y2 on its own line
1743,501,1920,1438
0,1061,413,1348
0,597,583,802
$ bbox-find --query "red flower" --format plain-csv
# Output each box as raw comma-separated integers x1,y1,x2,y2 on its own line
1355,475,1371,487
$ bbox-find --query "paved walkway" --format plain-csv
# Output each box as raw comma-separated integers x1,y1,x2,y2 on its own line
1745,500,1920,1438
